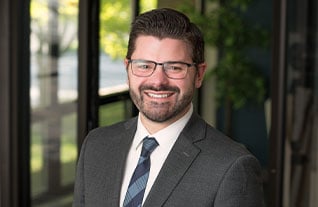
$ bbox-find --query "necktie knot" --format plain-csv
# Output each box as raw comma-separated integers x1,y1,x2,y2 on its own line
141,137,158,158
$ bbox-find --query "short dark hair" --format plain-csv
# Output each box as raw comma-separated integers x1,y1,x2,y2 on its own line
126,8,205,64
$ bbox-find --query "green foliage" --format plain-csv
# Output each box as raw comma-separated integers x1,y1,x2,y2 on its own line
182,0,269,109
99,0,157,59
100,0,131,59
212,52,266,108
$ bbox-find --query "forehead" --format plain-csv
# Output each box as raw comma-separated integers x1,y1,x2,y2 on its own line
132,35,192,61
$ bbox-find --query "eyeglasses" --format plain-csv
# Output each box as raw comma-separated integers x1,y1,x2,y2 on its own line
128,59,196,79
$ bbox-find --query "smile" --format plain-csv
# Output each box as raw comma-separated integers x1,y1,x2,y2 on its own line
146,92,173,98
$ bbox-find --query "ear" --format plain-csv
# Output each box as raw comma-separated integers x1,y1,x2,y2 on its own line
124,59,130,84
124,58,129,70
195,63,207,88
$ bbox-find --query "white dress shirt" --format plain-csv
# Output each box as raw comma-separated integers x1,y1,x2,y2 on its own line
120,105,193,206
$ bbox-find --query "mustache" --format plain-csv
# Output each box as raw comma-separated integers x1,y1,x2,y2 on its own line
139,84,180,93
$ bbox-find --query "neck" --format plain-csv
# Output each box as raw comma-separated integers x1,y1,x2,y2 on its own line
140,105,191,134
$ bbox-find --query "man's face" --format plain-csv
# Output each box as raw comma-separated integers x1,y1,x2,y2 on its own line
125,35,206,125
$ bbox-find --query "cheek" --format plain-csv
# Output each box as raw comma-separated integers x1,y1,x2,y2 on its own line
126,73,130,85
177,81,194,95
127,74,143,90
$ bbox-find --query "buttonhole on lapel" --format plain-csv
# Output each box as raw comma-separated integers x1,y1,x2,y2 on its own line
183,152,190,157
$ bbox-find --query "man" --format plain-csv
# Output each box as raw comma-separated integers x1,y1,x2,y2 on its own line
73,8,265,207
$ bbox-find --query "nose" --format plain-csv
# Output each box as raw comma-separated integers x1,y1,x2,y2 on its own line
150,64,169,84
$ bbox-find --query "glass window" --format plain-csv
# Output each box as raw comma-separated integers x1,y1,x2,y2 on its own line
98,0,132,127
99,0,131,94
30,0,78,206
282,0,318,206
99,102,128,126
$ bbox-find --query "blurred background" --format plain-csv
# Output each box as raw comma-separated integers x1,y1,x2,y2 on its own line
0,0,317,206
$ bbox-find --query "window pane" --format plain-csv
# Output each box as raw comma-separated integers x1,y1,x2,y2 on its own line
99,0,130,95
30,0,78,206
98,0,132,127
99,101,132,126
282,0,318,205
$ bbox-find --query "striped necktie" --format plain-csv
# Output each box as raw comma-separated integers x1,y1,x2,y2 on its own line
123,137,159,207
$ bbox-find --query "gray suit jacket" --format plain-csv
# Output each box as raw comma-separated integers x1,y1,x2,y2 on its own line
73,113,265,207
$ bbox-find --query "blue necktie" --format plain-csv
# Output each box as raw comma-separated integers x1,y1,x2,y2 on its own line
123,137,159,207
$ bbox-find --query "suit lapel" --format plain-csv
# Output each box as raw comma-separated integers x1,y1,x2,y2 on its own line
105,118,138,206
143,114,206,207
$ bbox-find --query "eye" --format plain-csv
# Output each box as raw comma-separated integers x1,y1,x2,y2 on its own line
165,63,185,72
135,61,153,70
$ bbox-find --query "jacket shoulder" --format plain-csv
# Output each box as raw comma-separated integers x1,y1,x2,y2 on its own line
185,113,254,159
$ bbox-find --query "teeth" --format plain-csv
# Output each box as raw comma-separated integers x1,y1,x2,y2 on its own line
148,93,169,98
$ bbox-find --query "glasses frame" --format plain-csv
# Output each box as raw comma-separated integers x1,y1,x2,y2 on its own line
127,59,197,79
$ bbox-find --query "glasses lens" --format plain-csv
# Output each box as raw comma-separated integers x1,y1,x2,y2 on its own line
164,63,187,79
131,60,155,77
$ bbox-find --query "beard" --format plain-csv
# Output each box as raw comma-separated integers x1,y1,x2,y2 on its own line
129,84,194,123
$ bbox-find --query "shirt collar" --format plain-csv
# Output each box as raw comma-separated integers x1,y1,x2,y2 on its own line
132,104,193,151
